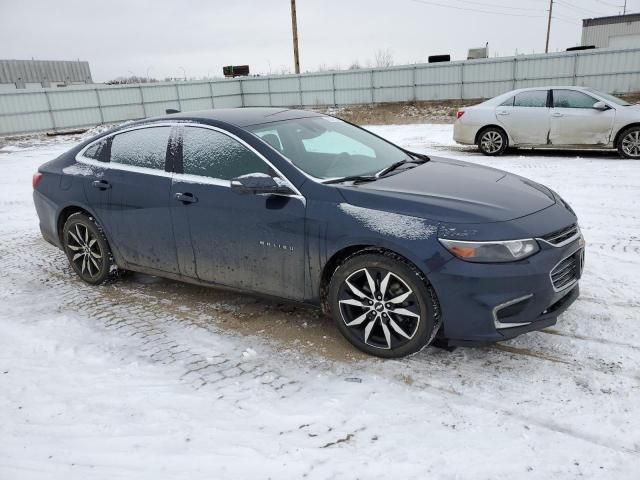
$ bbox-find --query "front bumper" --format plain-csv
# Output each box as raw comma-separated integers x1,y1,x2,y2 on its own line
430,235,584,346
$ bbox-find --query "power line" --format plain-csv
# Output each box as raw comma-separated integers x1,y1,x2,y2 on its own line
555,0,613,16
408,0,546,18
593,0,625,8
437,0,541,12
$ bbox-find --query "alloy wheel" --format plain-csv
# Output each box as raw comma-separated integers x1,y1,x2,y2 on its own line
622,130,640,158
338,267,421,350
66,223,104,279
481,130,503,154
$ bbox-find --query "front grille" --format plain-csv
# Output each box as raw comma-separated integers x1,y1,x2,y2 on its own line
541,224,579,246
550,249,583,291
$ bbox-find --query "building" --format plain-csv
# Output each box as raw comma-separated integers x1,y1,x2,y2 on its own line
0,59,92,92
582,13,640,48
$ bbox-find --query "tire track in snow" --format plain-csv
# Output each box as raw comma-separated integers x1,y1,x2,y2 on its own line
0,232,304,404
3,230,640,461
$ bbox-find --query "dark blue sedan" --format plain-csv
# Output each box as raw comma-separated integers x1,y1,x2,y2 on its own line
33,108,584,357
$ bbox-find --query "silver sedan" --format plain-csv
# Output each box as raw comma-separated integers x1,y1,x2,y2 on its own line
454,86,640,158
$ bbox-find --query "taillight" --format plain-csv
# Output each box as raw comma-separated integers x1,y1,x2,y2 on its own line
456,110,465,120
32,173,43,189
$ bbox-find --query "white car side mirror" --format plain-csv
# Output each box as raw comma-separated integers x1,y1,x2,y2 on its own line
593,101,609,111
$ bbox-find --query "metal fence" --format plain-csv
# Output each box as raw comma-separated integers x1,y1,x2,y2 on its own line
1,47,640,136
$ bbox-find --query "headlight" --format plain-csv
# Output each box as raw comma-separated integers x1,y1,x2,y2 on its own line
439,238,540,263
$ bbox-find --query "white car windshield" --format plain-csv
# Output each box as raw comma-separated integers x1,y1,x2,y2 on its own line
248,116,413,180
584,88,631,106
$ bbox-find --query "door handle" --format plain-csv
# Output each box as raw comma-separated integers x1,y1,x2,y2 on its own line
92,180,111,190
174,192,198,204
552,112,563,117
497,111,510,116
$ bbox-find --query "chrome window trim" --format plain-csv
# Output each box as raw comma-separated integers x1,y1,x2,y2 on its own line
492,294,534,330
76,156,174,179
74,121,305,201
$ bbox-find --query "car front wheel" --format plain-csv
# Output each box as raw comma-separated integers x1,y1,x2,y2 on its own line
328,251,440,358
618,126,640,159
478,127,508,156
62,212,116,285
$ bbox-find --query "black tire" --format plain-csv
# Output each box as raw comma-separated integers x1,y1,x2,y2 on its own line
617,126,640,159
328,250,440,358
477,127,508,156
62,212,116,285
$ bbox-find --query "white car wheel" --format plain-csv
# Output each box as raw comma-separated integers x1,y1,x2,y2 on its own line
478,128,508,156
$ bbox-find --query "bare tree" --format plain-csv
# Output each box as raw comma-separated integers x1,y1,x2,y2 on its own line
374,49,394,68
106,75,159,85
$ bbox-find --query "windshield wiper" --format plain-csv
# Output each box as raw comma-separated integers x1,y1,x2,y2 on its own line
407,151,430,162
323,151,430,185
322,175,378,185
376,154,429,178
375,159,409,178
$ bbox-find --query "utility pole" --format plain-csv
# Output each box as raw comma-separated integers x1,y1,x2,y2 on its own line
290,0,300,74
545,0,554,54
624,0,627,14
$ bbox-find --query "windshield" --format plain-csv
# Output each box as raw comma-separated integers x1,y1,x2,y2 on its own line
584,88,632,106
247,116,411,180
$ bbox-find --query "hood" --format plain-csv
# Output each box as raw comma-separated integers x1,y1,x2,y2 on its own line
337,157,555,224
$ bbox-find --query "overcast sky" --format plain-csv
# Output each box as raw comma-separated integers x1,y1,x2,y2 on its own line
1,0,637,82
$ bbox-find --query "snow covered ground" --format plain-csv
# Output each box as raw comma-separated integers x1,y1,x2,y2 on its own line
1,124,639,479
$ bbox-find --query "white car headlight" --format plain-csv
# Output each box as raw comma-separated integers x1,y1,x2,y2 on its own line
439,238,540,263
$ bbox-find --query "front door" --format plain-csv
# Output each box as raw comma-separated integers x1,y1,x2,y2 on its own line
496,89,550,145
170,125,306,300
82,125,179,274
549,89,616,146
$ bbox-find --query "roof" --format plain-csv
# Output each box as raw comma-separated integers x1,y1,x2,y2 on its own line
145,107,323,128
583,13,640,28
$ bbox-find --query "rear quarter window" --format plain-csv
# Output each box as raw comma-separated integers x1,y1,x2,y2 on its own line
83,139,109,162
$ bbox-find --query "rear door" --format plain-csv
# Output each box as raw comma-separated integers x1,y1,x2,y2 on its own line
549,89,615,146
495,90,550,145
170,125,306,299
82,125,179,274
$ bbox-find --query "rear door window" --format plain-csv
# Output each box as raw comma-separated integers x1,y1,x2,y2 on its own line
110,127,171,170
553,90,598,109
181,126,271,180
514,91,548,108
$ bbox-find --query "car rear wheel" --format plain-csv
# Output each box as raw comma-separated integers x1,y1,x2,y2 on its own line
328,251,439,358
618,126,640,159
478,127,508,156
62,212,116,285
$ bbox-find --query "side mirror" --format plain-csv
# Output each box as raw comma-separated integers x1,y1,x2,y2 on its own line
593,101,609,111
230,173,294,195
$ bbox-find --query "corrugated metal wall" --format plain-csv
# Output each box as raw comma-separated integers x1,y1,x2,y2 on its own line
1,47,639,136
582,18,640,47
0,59,92,84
